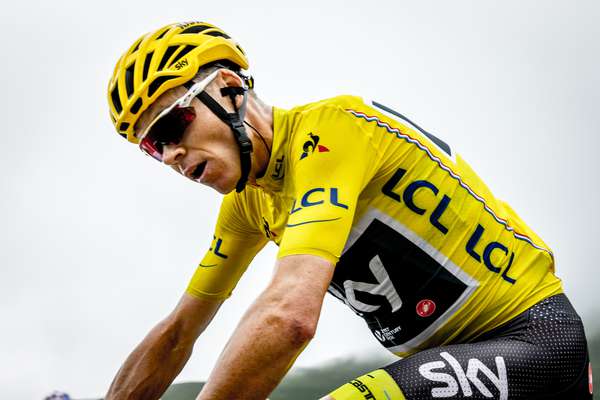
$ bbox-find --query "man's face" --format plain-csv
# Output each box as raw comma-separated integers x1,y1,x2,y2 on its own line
135,79,242,194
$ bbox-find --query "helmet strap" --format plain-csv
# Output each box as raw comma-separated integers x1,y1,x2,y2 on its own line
191,87,253,192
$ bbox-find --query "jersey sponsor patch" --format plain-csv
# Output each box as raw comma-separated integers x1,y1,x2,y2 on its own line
299,132,329,160
329,369,406,400
328,208,478,354
209,235,229,258
286,187,349,227
381,167,519,284
416,299,436,318
290,187,349,213
271,155,285,180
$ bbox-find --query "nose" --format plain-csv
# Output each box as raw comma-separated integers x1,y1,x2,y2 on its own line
162,144,186,166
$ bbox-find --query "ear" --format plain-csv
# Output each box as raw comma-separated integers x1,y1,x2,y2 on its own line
216,69,248,110
218,68,244,88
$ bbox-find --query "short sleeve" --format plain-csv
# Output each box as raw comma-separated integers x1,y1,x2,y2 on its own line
186,191,268,299
277,106,377,264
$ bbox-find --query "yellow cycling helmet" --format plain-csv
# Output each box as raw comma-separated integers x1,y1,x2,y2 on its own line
108,21,249,143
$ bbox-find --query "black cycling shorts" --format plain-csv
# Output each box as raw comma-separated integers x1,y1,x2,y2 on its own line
383,294,592,399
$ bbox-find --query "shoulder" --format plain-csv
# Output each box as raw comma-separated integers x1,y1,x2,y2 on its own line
218,186,267,235
279,96,382,189
288,94,369,123
284,95,378,153
286,95,389,145
293,94,367,110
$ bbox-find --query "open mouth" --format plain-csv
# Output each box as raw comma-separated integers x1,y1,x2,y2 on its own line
190,161,207,181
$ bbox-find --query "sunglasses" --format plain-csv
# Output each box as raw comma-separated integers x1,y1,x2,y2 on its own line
137,70,220,162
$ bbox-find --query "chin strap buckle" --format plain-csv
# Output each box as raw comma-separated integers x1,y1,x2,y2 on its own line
238,136,253,155
225,114,253,154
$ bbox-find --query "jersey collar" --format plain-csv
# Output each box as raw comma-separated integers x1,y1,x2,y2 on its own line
254,106,289,193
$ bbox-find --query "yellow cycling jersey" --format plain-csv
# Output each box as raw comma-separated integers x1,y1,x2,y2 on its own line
186,95,562,356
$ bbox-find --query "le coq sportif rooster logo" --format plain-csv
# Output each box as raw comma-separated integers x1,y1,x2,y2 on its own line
300,132,330,160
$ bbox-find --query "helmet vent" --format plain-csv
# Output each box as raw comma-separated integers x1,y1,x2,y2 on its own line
131,98,143,115
131,38,142,54
169,45,195,68
180,25,210,34
148,75,177,97
119,122,130,132
111,87,123,114
205,30,231,39
158,45,179,71
142,51,154,81
125,64,135,97
155,27,170,41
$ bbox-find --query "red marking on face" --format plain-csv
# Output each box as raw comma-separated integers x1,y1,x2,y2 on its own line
416,299,436,317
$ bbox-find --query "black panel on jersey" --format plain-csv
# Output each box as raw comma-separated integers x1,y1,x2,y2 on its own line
330,218,468,348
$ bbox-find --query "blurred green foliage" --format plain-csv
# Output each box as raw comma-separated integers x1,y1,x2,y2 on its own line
271,356,390,399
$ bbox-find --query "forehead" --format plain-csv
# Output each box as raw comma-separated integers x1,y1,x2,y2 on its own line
135,86,189,138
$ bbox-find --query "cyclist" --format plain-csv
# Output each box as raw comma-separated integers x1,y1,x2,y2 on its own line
105,21,592,399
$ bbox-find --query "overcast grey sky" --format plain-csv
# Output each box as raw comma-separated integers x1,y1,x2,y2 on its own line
1,1,599,399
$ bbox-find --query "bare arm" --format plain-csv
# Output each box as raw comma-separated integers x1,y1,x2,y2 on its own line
105,293,222,400
197,254,335,400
